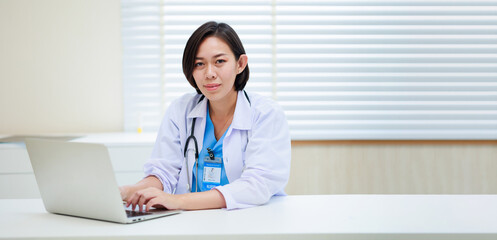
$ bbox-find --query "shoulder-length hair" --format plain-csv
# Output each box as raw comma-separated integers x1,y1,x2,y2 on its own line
182,21,249,94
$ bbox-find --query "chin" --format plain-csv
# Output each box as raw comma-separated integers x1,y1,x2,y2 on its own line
200,90,218,99
205,91,229,102
205,94,222,102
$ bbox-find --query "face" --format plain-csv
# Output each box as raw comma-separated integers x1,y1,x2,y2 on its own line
193,36,247,104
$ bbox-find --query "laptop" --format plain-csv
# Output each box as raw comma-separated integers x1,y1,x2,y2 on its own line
25,138,181,224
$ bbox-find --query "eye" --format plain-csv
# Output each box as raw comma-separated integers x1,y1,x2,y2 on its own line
194,62,204,67
216,59,226,64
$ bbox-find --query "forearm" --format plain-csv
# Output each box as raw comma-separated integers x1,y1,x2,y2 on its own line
178,189,226,210
136,175,163,190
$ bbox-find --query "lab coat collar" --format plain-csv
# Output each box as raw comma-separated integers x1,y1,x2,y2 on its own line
187,94,208,119
186,91,252,130
231,90,252,130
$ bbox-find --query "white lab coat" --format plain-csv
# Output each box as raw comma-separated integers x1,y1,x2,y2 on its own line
143,91,291,210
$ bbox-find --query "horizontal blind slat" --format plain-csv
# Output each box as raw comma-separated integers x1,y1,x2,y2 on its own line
122,0,497,139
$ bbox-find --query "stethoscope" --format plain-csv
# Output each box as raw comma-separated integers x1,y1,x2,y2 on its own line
183,91,251,192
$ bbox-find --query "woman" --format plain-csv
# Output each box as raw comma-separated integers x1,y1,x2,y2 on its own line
120,21,291,211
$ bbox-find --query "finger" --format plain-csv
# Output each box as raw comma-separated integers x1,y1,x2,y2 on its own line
126,195,134,208
146,198,159,212
134,192,142,212
133,200,138,212
125,193,133,208
137,192,148,212
136,188,153,212
130,193,140,211
145,199,153,212
126,192,138,209
139,188,158,212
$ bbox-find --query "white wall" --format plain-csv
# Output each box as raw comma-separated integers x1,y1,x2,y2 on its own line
0,0,122,134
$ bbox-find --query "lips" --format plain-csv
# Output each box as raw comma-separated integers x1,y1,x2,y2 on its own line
204,83,221,91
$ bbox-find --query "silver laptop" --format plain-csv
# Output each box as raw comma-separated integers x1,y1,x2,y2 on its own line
25,138,181,224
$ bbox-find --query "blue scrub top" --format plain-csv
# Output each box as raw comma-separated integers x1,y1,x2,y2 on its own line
191,107,230,192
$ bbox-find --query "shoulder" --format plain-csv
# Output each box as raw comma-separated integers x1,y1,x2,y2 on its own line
162,92,202,122
167,92,201,112
245,92,286,121
247,92,284,113
170,92,201,108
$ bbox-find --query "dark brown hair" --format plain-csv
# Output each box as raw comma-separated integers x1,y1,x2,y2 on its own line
182,21,249,94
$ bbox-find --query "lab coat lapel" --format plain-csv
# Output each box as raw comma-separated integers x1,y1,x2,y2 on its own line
223,91,252,182
186,95,207,188
228,91,252,133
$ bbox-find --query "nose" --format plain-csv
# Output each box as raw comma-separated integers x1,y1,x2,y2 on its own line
205,64,216,79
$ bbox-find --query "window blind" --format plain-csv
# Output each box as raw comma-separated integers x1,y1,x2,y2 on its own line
122,0,497,140
122,0,274,133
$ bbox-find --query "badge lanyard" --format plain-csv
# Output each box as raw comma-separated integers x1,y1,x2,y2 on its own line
200,148,223,191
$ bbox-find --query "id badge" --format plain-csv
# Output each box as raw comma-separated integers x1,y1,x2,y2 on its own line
202,156,222,190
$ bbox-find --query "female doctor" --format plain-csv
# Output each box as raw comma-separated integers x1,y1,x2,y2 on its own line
120,21,291,211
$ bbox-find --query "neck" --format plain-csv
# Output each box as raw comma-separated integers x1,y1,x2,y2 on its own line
209,91,238,119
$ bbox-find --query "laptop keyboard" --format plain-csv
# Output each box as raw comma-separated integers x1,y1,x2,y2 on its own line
126,210,153,218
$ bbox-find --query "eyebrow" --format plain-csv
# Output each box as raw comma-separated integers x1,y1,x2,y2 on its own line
195,53,228,60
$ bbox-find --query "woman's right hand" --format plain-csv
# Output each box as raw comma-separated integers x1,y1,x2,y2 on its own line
119,176,163,202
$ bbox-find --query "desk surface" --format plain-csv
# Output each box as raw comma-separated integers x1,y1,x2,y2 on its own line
1,195,497,240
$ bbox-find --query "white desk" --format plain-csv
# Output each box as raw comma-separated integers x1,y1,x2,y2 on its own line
1,195,497,239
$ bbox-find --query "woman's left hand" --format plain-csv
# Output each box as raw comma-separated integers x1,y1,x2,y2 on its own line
125,187,183,212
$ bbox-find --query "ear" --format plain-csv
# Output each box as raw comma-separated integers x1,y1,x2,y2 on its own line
236,54,248,74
